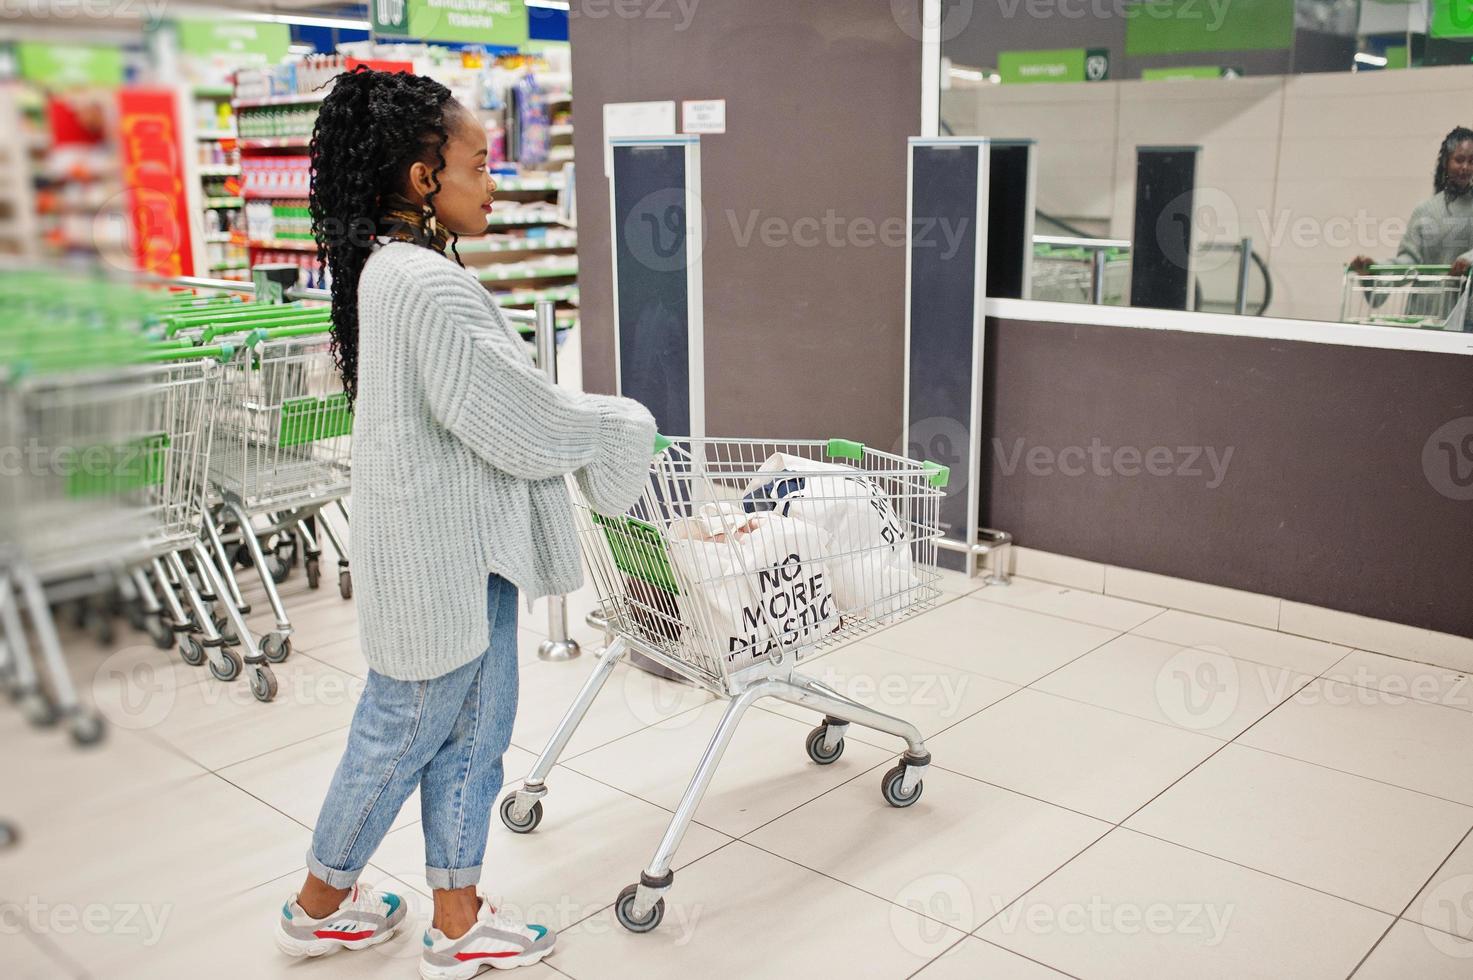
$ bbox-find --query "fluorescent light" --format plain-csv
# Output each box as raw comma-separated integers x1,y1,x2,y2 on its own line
949,67,986,81
235,12,372,31
526,0,572,8
1355,52,1388,66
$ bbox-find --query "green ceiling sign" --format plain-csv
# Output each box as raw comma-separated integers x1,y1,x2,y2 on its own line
16,42,123,88
175,20,291,65
372,0,527,46
1432,0,1473,39
1125,0,1293,55
998,48,1110,84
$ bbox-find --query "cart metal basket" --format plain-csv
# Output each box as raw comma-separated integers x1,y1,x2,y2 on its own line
1341,264,1472,331
501,436,950,933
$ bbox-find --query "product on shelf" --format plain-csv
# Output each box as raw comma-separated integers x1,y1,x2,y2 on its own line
241,156,311,197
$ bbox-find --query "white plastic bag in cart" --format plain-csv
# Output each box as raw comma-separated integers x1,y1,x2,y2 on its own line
741,454,918,622
667,504,840,671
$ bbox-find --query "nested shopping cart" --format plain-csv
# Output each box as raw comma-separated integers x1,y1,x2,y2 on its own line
1341,263,1472,330
500,437,949,932
201,319,353,663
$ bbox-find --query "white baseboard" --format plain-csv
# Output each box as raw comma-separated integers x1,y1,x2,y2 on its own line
1004,546,1473,675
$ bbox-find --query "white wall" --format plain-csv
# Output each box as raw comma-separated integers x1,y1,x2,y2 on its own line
942,64,1473,321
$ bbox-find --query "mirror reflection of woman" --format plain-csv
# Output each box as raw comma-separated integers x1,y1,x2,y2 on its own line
1351,126,1473,276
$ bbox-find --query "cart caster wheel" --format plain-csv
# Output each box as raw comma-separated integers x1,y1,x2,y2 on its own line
0,822,18,849
267,557,290,584
146,618,174,650
305,557,321,590
614,884,664,934
499,795,543,834
339,570,352,601
261,633,291,663
209,647,243,683
881,765,923,808
125,604,147,632
19,690,58,727
805,724,845,765
275,538,298,570
179,633,207,667
69,711,105,747
95,617,116,647
250,665,278,703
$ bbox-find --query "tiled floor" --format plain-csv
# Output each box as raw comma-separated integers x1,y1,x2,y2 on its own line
5,571,1473,978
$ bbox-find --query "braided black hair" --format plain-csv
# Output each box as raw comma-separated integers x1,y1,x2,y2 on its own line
309,66,464,403
1434,126,1473,195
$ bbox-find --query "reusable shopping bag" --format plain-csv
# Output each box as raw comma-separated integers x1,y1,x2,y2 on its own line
741,454,918,622
666,504,840,670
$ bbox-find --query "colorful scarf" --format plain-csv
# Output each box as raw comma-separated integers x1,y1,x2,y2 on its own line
378,194,452,254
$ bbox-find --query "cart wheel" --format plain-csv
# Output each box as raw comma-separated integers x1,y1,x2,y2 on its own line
499,795,543,834
261,633,291,664
209,647,243,683
338,569,353,601
275,536,298,569
267,556,291,584
125,603,147,632
19,690,58,727
212,613,239,647
146,617,174,650
69,711,106,747
179,634,207,667
805,724,845,765
0,822,18,849
305,557,321,590
250,665,278,703
94,615,116,647
880,764,923,808
614,884,664,934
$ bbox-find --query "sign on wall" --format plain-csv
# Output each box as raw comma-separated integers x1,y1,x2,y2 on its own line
175,20,291,65
17,43,123,88
371,0,528,46
1125,0,1293,55
998,48,1110,84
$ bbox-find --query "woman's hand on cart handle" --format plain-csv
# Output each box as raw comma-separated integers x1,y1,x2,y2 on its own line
1452,257,1471,277
1348,256,1375,275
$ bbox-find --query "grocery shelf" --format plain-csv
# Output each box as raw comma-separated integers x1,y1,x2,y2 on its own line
205,233,233,243
549,124,574,138
194,85,235,99
238,137,312,150
475,260,578,282
197,130,238,141
234,91,330,108
198,166,241,177
492,175,566,192
204,196,245,208
243,191,310,201
491,285,579,305
245,239,317,251
485,211,563,227
457,231,577,254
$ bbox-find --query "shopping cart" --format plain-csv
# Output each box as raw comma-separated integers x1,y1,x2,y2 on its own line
1031,243,1130,305
202,321,353,663
1341,264,1472,330
500,437,949,932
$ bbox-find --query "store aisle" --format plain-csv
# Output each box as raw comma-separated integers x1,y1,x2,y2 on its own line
5,572,1473,979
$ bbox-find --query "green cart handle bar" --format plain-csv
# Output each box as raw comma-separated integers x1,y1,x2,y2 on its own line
653,433,674,455
136,343,236,364
246,322,335,347
650,434,951,489
165,302,309,335
201,311,331,344
1363,263,1456,274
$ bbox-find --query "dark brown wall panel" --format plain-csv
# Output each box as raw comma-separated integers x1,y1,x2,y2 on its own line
983,318,1473,638
570,0,923,451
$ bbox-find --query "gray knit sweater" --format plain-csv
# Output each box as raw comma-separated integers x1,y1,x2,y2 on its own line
352,242,655,680
1396,190,1473,265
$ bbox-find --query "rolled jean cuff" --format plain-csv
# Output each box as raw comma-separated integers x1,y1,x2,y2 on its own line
426,863,482,891
306,848,366,890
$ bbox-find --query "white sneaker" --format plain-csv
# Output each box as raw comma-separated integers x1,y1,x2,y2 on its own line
275,882,407,957
419,898,556,978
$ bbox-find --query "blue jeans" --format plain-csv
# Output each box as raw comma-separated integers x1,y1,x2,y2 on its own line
308,574,519,891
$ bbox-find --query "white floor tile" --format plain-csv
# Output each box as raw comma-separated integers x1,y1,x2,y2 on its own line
1034,633,1315,740
926,689,1222,822
911,937,1073,979
562,700,891,838
864,599,1119,685
756,640,1018,749
977,829,1390,980
1104,566,1280,630
552,841,965,980
0,930,84,980
1324,650,1473,714
934,566,989,597
372,747,732,933
513,656,714,759
1132,608,1350,675
1279,601,1473,674
216,727,420,834
973,577,1164,631
1353,919,1473,979
1238,679,1473,805
1407,830,1473,941
1125,744,1473,913
746,765,1109,932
